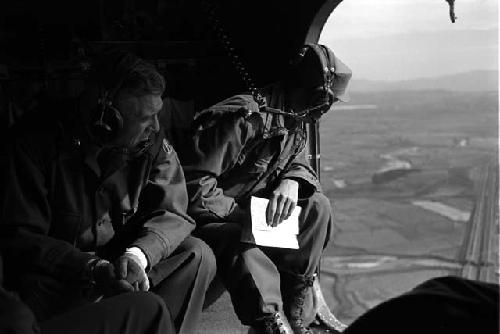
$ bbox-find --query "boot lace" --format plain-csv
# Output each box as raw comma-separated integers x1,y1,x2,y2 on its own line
289,277,314,334
264,313,289,334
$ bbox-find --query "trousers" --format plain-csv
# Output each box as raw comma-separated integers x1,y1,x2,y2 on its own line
15,236,216,334
149,236,216,334
0,288,175,334
196,192,333,325
41,292,175,334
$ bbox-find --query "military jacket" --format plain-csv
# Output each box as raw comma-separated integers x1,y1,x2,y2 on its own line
1,115,194,283
179,93,321,225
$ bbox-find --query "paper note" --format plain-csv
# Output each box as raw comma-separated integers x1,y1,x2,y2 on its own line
246,196,301,249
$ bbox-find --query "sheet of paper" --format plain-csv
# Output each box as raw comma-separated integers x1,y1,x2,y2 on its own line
248,196,301,249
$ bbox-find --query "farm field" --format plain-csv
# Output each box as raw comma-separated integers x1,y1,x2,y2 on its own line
320,90,498,324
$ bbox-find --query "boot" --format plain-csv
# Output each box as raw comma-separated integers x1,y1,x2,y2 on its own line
249,311,294,334
282,275,315,334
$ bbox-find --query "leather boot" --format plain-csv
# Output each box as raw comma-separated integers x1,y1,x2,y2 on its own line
282,275,315,334
249,311,294,334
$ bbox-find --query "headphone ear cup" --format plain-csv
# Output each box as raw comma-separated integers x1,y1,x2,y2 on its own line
105,105,124,133
90,103,124,143
87,50,139,144
310,86,334,108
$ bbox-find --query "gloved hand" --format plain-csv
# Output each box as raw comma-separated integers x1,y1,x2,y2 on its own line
92,259,135,296
115,253,150,291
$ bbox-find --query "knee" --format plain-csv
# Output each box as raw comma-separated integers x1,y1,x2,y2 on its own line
0,289,38,333
195,223,242,253
314,192,334,238
131,292,170,315
311,192,332,214
121,292,176,333
301,192,333,225
184,237,217,277
300,192,334,242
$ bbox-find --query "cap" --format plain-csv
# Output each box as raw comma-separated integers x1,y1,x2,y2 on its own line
329,52,352,102
293,44,352,103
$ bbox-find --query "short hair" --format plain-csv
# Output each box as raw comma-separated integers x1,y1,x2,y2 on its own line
117,59,166,99
89,50,166,100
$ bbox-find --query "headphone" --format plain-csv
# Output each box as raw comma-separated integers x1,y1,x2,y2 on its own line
89,51,140,143
257,44,339,123
294,44,337,108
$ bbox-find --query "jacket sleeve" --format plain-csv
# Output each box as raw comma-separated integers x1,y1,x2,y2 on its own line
180,111,257,225
131,136,195,267
281,142,322,197
1,136,95,283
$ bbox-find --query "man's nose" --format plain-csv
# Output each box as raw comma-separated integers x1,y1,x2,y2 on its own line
151,115,160,133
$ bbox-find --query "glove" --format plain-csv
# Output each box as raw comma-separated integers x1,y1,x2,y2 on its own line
91,259,135,297
115,253,150,291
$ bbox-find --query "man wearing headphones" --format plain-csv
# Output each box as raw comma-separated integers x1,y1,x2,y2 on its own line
0,51,216,334
176,44,351,334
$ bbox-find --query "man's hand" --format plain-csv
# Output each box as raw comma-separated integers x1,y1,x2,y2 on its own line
92,260,134,297
266,179,299,227
115,253,150,292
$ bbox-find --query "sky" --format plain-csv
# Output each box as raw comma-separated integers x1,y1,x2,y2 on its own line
319,0,499,81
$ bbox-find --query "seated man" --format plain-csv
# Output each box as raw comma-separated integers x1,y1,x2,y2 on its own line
176,44,351,334
0,50,215,334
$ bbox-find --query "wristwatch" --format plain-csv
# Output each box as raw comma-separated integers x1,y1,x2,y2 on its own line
83,258,110,285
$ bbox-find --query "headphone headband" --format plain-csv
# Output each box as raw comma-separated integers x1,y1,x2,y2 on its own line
89,50,141,143
295,44,351,103
93,51,141,102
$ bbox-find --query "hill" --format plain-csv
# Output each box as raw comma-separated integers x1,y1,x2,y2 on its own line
349,70,498,92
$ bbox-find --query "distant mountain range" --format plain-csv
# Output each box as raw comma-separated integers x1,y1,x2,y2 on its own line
349,70,498,92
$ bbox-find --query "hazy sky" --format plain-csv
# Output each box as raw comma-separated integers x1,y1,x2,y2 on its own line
319,0,498,81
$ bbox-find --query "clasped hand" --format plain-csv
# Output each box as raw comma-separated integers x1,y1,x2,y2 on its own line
115,253,150,291
93,254,149,297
